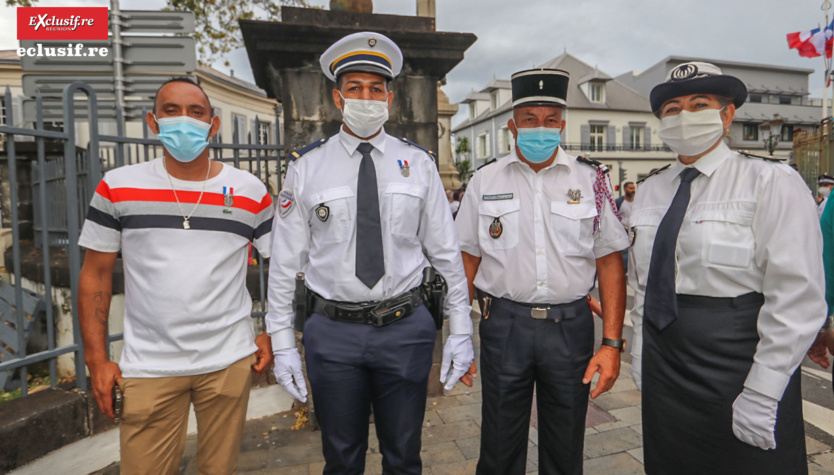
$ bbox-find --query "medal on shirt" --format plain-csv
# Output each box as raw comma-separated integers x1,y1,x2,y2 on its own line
567,189,582,204
398,160,410,177
316,204,330,222
489,217,503,239
222,186,234,214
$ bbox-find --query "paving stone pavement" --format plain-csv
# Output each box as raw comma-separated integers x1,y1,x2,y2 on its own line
101,315,834,474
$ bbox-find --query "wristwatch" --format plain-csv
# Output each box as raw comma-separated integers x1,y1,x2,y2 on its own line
601,338,626,352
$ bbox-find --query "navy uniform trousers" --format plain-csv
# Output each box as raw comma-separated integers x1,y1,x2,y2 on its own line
302,305,436,474
477,297,594,475
643,293,806,475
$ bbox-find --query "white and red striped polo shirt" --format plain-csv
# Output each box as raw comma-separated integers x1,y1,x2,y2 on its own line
79,158,273,378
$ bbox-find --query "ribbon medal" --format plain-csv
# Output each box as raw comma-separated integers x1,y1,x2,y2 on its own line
398,160,410,177
489,217,503,239
316,204,330,222
222,186,234,214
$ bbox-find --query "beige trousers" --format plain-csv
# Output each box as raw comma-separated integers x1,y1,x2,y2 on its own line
118,354,255,475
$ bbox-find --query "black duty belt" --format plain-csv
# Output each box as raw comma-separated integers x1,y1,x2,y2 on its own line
311,287,424,327
676,292,764,309
489,296,589,322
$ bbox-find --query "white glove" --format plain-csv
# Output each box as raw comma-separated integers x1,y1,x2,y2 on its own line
273,348,308,403
732,387,778,450
630,354,642,391
440,334,474,391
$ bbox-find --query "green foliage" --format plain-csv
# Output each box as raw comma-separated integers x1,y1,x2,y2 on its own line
454,136,473,183
6,0,311,67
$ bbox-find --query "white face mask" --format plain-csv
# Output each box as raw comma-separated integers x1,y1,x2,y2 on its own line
339,92,389,138
821,186,832,198
658,108,725,157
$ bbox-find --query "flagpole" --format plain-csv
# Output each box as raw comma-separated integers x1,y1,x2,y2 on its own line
825,0,831,120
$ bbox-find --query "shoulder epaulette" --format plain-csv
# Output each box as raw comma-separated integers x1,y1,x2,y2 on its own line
477,158,497,170
290,137,329,161
399,137,438,160
576,156,609,174
738,150,782,163
637,164,671,184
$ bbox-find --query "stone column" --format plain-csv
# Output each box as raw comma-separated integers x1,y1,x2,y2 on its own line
437,85,461,190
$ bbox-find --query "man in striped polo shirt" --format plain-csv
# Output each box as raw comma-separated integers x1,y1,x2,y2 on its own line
78,77,274,474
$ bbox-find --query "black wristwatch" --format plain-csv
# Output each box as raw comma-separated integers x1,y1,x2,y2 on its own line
601,338,626,353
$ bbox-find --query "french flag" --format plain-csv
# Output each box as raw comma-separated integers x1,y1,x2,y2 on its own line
787,20,834,58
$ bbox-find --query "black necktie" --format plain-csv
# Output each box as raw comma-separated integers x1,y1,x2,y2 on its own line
644,167,701,330
355,142,385,288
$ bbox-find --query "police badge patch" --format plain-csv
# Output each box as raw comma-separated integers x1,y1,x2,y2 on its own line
278,189,295,218
316,204,330,222
489,217,503,239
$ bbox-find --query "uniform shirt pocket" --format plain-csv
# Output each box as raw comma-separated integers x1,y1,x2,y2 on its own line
385,183,427,238
629,210,662,287
309,186,354,244
694,209,755,269
550,201,597,257
478,199,521,250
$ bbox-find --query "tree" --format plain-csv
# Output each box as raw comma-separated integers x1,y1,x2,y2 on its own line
454,136,473,184
6,0,311,67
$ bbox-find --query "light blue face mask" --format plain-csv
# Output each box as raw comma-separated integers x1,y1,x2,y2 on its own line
154,115,213,163
516,126,562,163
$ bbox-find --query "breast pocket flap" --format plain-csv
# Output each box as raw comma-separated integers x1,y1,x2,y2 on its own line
550,202,596,220
385,182,427,199
479,199,521,217
314,186,354,203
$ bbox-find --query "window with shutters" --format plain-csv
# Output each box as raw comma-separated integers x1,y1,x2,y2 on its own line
590,125,605,151
630,127,643,150
781,126,793,142
491,91,499,111
478,132,490,159
500,127,512,153
232,113,247,142
258,121,271,145
743,124,758,141
469,105,476,120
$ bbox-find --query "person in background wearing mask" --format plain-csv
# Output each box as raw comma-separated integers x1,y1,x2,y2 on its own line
78,77,275,474
266,32,475,474
456,68,629,474
628,62,824,474
818,174,834,219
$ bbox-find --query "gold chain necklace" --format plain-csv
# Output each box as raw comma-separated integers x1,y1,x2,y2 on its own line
163,157,212,229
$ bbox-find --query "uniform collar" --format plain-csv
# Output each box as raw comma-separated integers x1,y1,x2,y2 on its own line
339,126,388,157
670,140,731,180
505,146,570,172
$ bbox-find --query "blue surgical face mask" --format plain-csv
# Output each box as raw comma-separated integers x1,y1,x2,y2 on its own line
154,115,213,163
515,126,561,163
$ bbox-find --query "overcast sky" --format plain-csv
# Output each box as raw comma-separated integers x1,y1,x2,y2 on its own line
2,0,833,125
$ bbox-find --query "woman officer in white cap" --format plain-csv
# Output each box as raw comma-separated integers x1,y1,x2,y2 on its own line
628,62,825,474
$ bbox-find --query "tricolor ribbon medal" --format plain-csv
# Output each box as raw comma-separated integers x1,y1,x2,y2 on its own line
398,159,410,177
222,186,234,214
489,217,503,239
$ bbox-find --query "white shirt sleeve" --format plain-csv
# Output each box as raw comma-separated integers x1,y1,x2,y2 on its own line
266,165,311,351
593,174,630,259
455,171,481,258
744,166,827,400
418,159,473,336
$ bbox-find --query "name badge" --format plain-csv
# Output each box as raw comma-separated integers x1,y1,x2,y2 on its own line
482,193,513,201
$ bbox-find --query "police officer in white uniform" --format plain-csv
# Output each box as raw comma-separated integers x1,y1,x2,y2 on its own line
266,32,475,474
456,69,629,474
629,62,826,474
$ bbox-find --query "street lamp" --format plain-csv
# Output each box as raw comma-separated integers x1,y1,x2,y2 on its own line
761,114,784,155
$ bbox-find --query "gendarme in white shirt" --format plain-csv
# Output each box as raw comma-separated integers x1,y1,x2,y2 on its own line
266,127,473,351
628,141,826,401
456,146,629,304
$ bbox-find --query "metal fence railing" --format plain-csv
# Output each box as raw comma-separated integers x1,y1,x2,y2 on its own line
0,82,283,397
793,120,829,194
